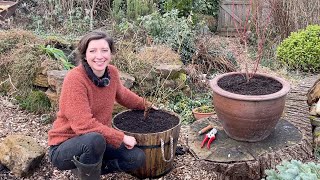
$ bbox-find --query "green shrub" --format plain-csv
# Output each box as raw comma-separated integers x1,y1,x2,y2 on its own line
162,0,193,17
264,160,320,180
139,9,196,64
112,0,156,22
192,0,220,17
18,90,51,114
276,25,320,72
167,92,212,124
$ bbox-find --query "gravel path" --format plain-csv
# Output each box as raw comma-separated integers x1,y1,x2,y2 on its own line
0,95,216,180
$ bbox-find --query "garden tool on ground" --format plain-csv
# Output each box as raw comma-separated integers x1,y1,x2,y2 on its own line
198,124,213,135
201,128,217,149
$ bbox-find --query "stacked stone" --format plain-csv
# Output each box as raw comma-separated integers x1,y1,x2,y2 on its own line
307,78,320,146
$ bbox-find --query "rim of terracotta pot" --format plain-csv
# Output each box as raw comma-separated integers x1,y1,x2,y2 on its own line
192,107,215,115
112,109,181,135
209,72,291,101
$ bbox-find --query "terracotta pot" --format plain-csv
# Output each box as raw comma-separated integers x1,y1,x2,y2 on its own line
209,72,290,142
192,107,215,120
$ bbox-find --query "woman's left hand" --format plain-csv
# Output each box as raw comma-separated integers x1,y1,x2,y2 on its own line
123,135,137,149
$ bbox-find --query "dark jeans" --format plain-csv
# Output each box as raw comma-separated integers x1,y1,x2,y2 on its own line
48,132,146,174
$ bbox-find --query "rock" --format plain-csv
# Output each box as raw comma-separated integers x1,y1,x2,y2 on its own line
45,89,59,108
0,135,46,177
46,70,68,110
313,127,320,138
310,104,318,116
314,136,320,146
310,116,320,127
33,74,49,87
32,59,64,88
119,71,135,89
47,70,68,95
155,64,183,79
307,78,320,106
316,99,320,115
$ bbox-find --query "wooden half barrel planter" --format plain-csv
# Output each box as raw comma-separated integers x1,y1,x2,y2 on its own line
113,109,181,179
209,72,290,142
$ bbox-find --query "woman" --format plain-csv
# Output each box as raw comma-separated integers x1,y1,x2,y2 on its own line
48,31,154,179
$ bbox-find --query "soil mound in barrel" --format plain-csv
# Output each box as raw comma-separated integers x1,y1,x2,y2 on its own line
113,109,179,133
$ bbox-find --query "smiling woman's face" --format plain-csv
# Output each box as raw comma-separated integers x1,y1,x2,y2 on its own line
85,39,111,77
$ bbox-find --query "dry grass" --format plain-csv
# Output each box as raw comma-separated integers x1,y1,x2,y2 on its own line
192,35,238,74
0,30,63,97
136,45,182,65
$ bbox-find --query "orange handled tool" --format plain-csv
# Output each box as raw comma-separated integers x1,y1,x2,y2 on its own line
198,124,213,135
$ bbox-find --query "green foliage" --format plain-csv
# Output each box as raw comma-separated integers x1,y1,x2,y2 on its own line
159,0,220,17
26,3,90,35
112,0,126,22
39,45,74,70
264,160,320,180
0,38,19,54
17,90,51,114
139,9,196,64
162,0,193,17
0,30,41,54
112,0,156,22
167,92,212,124
276,25,320,72
192,0,220,16
195,105,214,113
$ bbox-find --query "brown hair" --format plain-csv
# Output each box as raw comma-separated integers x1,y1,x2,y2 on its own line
76,31,115,64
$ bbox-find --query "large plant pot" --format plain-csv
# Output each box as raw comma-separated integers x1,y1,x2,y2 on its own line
209,72,290,142
112,109,181,179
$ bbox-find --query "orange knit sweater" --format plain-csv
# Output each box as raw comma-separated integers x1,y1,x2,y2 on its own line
48,64,145,148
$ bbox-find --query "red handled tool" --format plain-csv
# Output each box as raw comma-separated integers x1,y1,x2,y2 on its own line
201,128,217,149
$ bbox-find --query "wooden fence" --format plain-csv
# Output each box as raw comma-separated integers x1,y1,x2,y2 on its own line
217,0,251,36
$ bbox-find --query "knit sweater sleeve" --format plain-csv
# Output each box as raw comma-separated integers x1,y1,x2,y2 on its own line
59,70,124,148
111,66,145,110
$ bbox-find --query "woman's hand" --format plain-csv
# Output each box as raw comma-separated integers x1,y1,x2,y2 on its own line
123,135,137,149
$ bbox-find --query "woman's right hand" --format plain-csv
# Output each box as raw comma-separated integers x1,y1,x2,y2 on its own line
123,135,137,149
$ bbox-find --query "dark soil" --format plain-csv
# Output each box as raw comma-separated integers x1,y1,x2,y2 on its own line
113,109,180,133
218,74,283,95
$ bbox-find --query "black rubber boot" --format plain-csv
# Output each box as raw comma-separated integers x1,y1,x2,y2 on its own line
71,156,102,180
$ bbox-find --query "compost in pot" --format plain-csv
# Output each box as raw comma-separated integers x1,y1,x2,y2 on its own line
218,74,283,95
113,109,179,133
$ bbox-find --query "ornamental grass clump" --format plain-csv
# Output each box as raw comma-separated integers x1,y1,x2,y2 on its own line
276,25,320,73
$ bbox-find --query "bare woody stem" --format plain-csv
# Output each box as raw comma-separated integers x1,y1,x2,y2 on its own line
143,99,151,120
232,0,272,80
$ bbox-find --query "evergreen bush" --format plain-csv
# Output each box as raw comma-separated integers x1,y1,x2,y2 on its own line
276,25,320,72
264,160,320,180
